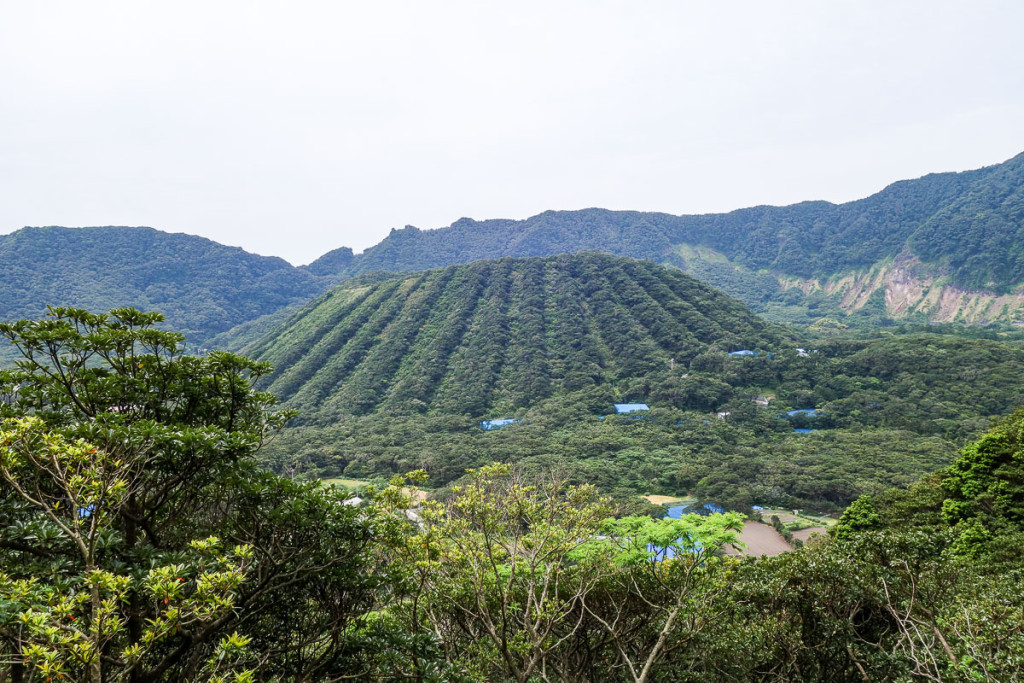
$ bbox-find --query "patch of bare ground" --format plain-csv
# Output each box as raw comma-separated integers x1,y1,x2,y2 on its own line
725,521,792,557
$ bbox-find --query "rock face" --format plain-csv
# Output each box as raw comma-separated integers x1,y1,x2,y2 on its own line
775,255,1024,325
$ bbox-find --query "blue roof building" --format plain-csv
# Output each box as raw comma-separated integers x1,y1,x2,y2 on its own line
614,403,650,414
728,350,758,357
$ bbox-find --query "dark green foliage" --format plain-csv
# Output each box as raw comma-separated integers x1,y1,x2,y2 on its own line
0,226,340,348
302,245,353,276
247,248,1024,510
0,308,395,680
832,495,881,540
255,252,785,417
939,408,1024,561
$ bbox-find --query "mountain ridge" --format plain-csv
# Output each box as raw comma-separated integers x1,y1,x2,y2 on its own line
311,151,1024,324
3,151,1022,340
0,225,340,345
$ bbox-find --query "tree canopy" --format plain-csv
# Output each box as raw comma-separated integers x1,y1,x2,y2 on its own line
0,308,394,681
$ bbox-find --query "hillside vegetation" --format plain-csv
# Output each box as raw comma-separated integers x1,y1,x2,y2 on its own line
0,226,338,345
246,254,1024,510
251,252,785,417
4,307,1022,681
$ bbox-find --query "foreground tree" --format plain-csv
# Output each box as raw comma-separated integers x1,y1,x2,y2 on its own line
0,308,394,681
381,464,743,682
0,417,255,682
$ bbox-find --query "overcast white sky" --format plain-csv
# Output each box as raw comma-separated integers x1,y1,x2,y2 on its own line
2,1,1023,265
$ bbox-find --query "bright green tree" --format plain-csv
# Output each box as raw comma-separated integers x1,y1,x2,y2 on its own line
0,308,394,681
382,463,742,682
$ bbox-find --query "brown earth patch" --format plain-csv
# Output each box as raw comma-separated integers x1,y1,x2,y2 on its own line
726,521,792,557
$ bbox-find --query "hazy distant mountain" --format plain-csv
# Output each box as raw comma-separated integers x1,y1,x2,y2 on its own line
0,226,338,345
310,151,1024,324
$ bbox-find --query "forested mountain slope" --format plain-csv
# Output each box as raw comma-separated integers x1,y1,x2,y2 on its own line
245,253,1024,510
250,252,787,418
0,226,338,344
312,151,1024,324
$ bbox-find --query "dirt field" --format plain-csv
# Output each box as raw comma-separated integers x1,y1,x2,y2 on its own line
726,521,793,557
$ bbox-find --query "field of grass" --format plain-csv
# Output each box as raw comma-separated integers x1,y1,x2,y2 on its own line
319,477,373,489
759,508,836,531
643,494,691,505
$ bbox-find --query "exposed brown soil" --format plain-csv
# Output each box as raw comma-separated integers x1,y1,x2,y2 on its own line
726,521,792,557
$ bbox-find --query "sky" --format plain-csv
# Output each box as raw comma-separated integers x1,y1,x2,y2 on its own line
2,1,1023,266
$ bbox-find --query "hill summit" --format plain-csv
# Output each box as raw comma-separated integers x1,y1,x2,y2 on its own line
0,226,338,344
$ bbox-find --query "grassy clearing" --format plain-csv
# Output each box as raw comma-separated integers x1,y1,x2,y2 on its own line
759,508,836,531
643,494,689,505
319,478,430,505
320,477,373,489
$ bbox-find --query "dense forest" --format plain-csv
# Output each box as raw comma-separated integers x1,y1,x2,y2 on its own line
1,309,1021,681
249,252,787,417
0,226,339,345
236,254,1024,512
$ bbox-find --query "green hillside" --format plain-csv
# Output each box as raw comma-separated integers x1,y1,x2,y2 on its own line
0,226,338,347
245,253,1024,510
251,252,786,417
308,151,1024,324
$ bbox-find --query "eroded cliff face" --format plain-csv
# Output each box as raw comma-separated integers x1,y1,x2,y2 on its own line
779,256,1024,324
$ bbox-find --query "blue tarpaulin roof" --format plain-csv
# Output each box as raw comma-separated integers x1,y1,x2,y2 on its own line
614,403,650,413
728,350,757,357
782,409,822,418
480,418,519,431
794,428,815,434
666,502,725,518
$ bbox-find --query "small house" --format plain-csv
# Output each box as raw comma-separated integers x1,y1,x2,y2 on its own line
614,403,650,414
728,350,758,357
